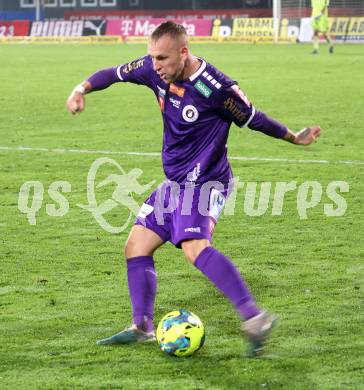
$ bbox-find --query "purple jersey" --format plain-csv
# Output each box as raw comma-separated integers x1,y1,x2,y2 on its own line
113,56,256,186
86,56,287,247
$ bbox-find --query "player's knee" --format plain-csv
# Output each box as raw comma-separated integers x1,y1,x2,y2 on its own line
124,229,160,259
124,236,145,259
181,239,210,264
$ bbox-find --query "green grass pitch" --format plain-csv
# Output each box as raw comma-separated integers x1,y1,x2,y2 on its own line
0,43,363,389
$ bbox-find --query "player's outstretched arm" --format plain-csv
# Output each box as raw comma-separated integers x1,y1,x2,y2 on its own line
66,81,91,115
246,109,321,146
246,111,321,146
217,86,321,146
283,126,321,145
66,66,123,115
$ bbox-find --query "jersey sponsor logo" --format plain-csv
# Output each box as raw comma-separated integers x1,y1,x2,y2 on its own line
194,79,212,98
169,83,185,98
223,97,246,123
169,97,181,109
122,58,145,74
182,105,199,123
231,84,251,107
184,227,201,233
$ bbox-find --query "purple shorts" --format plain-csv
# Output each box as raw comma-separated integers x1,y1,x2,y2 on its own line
135,181,229,248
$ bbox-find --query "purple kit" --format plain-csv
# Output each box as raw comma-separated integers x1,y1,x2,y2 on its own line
88,55,288,246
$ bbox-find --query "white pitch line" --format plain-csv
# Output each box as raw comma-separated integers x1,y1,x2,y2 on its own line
0,145,363,166
0,145,160,157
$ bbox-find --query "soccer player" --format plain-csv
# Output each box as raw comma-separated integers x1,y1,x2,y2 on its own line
311,0,333,54
66,21,321,357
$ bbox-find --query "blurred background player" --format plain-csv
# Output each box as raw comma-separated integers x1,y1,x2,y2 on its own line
311,0,334,54
66,21,321,357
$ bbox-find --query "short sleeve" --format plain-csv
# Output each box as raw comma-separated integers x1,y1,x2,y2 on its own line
215,84,256,128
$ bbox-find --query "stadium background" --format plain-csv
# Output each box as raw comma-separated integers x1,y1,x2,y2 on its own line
1,0,364,43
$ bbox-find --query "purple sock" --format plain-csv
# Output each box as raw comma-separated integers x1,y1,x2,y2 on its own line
127,256,157,332
194,247,260,320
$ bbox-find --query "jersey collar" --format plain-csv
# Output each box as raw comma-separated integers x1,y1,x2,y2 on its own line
189,59,206,82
